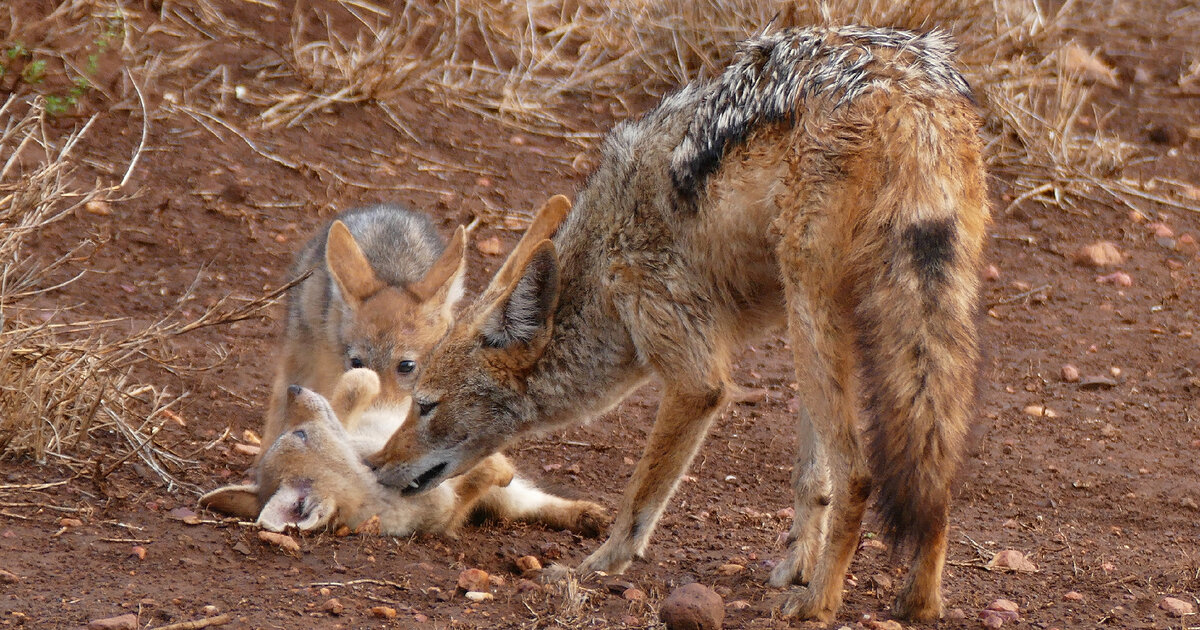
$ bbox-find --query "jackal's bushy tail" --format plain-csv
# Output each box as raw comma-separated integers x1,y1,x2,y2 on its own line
852,105,987,549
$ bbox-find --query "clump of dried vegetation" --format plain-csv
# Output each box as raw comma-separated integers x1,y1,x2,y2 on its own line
0,95,283,489
154,0,1196,219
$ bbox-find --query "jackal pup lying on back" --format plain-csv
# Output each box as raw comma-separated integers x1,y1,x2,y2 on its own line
202,369,607,535
370,26,990,621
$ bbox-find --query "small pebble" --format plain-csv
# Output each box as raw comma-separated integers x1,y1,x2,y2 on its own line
1095,271,1133,287
987,599,1021,615
1148,222,1174,239
321,598,344,615
980,611,1006,629
1022,405,1057,418
86,614,137,630
1072,242,1123,267
371,606,397,619
624,587,647,602
716,563,745,576
1060,364,1080,382
982,264,1001,281
476,236,504,256
1063,591,1084,602
1159,596,1195,617
131,546,146,560
464,591,494,602
257,531,299,552
457,568,490,592
989,550,1037,572
515,555,543,574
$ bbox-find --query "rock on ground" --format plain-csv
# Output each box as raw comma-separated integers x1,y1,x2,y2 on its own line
87,614,137,630
660,583,724,630
1072,241,1124,267
989,550,1038,572
1159,596,1195,617
457,568,490,592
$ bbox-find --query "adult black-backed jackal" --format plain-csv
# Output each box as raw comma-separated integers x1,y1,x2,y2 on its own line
371,26,989,621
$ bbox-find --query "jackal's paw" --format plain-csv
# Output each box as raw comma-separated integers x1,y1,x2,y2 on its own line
766,537,822,587
892,583,943,621
479,453,516,488
774,588,839,624
568,501,610,538
578,539,634,575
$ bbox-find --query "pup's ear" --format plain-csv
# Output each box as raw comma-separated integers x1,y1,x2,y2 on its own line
198,484,260,519
410,225,467,320
326,220,384,308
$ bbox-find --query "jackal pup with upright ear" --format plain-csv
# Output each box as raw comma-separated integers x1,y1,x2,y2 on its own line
259,203,468,451
371,26,989,621
202,369,607,536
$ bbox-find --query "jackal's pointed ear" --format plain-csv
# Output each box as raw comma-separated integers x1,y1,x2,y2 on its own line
484,195,570,298
198,484,261,519
480,240,559,349
326,220,384,308
411,225,467,320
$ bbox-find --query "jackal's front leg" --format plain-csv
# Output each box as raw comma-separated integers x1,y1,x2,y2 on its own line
579,382,728,575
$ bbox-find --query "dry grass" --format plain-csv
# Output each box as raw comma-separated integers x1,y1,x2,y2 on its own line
159,0,1193,221
0,96,284,489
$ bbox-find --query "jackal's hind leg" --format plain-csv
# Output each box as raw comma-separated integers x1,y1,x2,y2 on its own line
772,277,870,623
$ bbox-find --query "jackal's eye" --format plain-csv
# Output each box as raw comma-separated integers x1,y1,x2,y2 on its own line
348,357,365,369
397,360,416,374
417,400,438,417
291,429,308,443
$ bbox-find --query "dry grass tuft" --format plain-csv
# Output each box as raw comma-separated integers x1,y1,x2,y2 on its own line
0,97,284,488
208,0,1199,221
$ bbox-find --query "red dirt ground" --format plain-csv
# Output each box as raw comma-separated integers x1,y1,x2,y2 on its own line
1,2,1198,629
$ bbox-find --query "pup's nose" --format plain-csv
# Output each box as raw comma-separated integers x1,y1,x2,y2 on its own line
287,384,304,399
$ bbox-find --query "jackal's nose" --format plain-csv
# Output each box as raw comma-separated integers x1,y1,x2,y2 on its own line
287,384,304,398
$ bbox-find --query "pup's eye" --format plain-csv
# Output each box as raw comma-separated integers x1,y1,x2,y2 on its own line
291,429,308,442
348,357,365,369
397,360,416,374
417,400,438,417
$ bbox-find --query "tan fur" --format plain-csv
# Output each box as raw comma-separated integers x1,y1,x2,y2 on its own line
200,370,607,537
371,28,988,622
